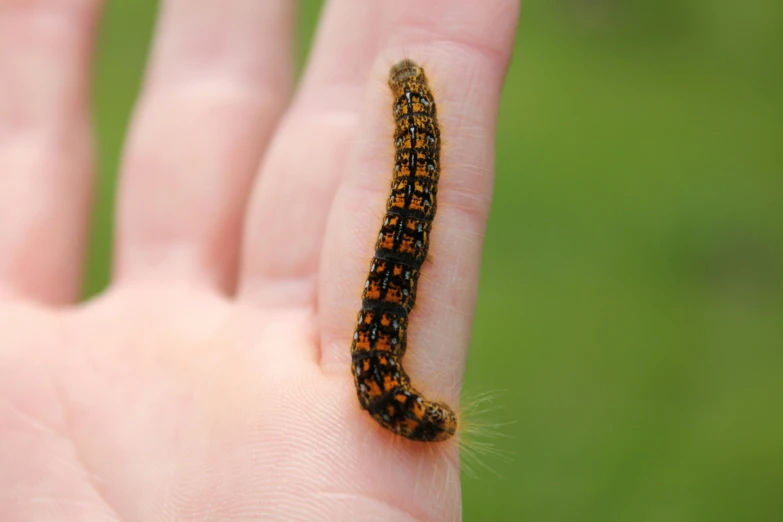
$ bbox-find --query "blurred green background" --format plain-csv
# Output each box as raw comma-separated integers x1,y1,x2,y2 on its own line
87,1,783,520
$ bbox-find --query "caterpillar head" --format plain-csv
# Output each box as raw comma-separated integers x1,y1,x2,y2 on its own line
388,59,428,92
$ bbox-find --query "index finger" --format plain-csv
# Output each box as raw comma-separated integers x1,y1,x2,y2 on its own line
318,0,519,411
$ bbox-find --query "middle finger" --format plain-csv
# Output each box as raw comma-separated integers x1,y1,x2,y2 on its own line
237,0,389,309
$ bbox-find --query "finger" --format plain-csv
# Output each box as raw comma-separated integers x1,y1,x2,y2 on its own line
114,0,294,292
237,0,389,308
0,0,101,305
318,0,520,411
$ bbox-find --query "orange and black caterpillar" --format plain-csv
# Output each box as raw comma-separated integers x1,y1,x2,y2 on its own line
351,60,457,443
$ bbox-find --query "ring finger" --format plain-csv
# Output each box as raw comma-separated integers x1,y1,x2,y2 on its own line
114,0,294,292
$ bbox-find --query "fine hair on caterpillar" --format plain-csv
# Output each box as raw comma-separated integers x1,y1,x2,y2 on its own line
455,389,514,479
375,388,513,480
350,59,458,442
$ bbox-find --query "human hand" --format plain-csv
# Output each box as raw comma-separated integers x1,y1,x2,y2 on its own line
0,1,518,520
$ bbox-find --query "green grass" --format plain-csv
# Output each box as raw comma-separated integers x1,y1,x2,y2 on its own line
89,1,783,520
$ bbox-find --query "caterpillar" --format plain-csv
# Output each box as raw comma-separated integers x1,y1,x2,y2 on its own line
351,59,457,443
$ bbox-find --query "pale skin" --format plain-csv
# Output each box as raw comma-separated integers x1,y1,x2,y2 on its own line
0,0,519,520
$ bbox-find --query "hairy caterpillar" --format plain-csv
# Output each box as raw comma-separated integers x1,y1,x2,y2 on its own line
351,59,457,443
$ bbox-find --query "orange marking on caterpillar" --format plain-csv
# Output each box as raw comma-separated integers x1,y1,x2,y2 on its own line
351,59,457,443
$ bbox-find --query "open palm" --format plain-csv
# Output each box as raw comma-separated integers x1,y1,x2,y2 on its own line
0,1,518,520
